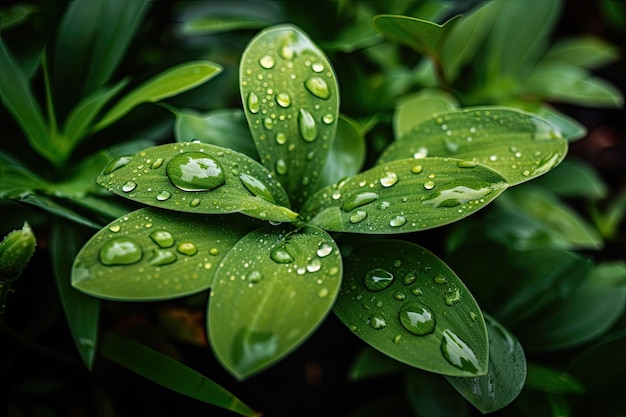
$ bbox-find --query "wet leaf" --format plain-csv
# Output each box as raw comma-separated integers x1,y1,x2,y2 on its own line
240,24,339,209
378,107,568,186
393,90,458,139
445,315,527,413
300,157,508,234
333,239,489,377
208,224,342,380
72,207,259,301
97,142,298,222
317,114,365,189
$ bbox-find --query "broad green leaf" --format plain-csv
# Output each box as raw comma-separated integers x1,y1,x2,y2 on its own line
0,38,52,163
181,16,269,35
317,114,365,189
526,62,623,107
348,347,404,381
51,222,100,369
378,107,568,186
542,36,619,70
445,315,527,413
96,142,298,222
535,159,608,200
334,240,489,377
100,332,259,417
393,90,458,138
208,224,342,379
173,108,258,159
96,61,223,130
525,363,585,394
72,207,259,301
240,24,339,209
516,261,626,352
372,14,461,62
300,157,508,234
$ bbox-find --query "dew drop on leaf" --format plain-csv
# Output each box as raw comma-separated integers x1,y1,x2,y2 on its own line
259,55,275,69
423,180,435,190
440,329,480,374
304,77,330,99
389,216,407,227
380,172,399,187
247,270,263,283
239,172,276,203
149,230,175,248
156,191,172,201
122,181,137,193
99,237,143,266
247,92,260,114
151,158,164,169
270,246,294,264
276,92,291,108
275,159,288,175
166,152,225,192
364,268,394,291
316,242,333,257
149,249,177,266
341,192,379,212
349,210,367,224
399,302,436,336
298,109,318,142
176,242,197,256
103,155,132,174
369,313,388,330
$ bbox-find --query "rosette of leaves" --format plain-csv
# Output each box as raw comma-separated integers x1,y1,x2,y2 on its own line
72,24,568,403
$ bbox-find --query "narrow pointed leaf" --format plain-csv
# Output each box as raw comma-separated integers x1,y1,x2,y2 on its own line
209,224,342,380
445,314,527,413
240,24,339,209
96,142,298,222
96,61,222,130
100,332,259,417
333,239,489,376
72,207,259,301
300,157,508,233
378,107,568,186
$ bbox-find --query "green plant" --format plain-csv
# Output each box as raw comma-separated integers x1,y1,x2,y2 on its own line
2,1,625,416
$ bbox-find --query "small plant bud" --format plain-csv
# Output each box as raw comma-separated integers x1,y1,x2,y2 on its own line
0,221,37,283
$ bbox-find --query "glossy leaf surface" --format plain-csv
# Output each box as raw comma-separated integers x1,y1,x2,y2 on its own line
97,142,297,222
334,239,489,377
301,157,508,233
378,107,568,186
393,90,458,139
445,315,527,413
240,24,339,209
72,208,259,300
209,224,342,380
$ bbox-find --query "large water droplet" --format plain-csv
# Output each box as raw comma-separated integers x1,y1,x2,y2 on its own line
422,185,494,208
304,77,330,100
298,109,318,142
349,210,367,224
150,230,174,248
166,152,225,192
103,155,132,174
399,302,436,336
99,237,143,266
247,92,260,114
364,268,394,291
389,216,407,227
322,114,334,124
156,190,172,201
149,249,177,266
380,172,398,187
151,158,164,169
247,270,263,284
122,181,137,193
276,92,291,108
239,172,276,203
275,132,287,145
341,192,379,212
270,247,294,264
259,55,275,69
316,242,333,257
423,180,435,190
369,313,388,330
440,329,480,373
275,159,288,175
176,242,197,256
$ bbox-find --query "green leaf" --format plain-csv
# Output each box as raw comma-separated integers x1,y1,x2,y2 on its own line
445,314,527,413
51,222,100,369
208,224,342,379
100,332,259,417
0,37,52,162
180,16,269,35
542,36,620,70
372,14,461,61
96,142,298,222
348,347,404,381
10,191,105,229
535,159,608,200
72,207,259,301
240,24,339,209
96,61,223,131
393,90,458,139
406,369,471,417
173,108,258,159
0,4,38,30
334,239,489,377
525,363,585,394
533,106,587,141
378,107,568,186
591,190,626,239
317,114,365,189
300,157,508,234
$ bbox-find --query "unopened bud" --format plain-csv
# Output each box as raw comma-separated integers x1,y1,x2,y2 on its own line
0,221,36,283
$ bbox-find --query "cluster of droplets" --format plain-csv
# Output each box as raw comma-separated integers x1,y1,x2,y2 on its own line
341,260,480,373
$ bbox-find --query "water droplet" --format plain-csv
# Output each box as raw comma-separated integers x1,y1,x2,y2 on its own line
393,291,406,301
380,172,398,187
403,272,416,285
209,248,219,256
304,77,330,100
150,230,174,248
275,132,287,144
322,114,334,124
103,155,133,174
341,192,379,212
122,181,137,193
279,42,294,60
108,224,121,233
318,287,329,298
434,274,447,284
349,210,367,223
270,247,294,264
247,92,260,114
444,287,461,306
263,117,273,130
423,180,435,190
369,313,387,330
457,160,479,168
307,259,321,272
149,249,177,266
399,302,436,336
151,158,164,169
422,185,495,208
413,147,428,159
317,242,333,257
276,92,291,108
99,237,143,266
247,270,263,283
176,242,197,256
275,159,288,175
311,62,324,73
156,190,172,201
389,216,407,227
259,55,275,69
166,152,225,192
190,198,201,207
298,109,318,142
239,172,276,203
440,329,480,373
411,165,423,174
411,287,423,296
364,268,394,291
